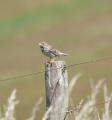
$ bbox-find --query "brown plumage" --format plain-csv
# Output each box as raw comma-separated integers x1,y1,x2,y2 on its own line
39,41,68,61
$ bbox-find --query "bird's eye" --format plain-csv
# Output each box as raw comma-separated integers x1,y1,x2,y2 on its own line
41,46,44,49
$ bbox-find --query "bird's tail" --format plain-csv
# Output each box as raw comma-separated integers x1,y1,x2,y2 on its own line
60,52,68,56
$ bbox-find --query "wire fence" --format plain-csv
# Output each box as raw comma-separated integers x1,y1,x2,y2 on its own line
66,99,112,113
64,99,112,120
0,56,112,83
0,56,112,119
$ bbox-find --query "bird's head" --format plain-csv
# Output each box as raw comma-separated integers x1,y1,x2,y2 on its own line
38,41,51,48
38,41,48,47
38,41,51,53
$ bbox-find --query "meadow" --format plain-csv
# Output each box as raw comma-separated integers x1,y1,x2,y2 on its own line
0,0,112,119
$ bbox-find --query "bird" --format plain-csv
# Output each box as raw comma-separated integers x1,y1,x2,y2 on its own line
38,41,68,61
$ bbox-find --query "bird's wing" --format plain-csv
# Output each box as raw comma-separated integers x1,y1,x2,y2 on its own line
49,48,60,56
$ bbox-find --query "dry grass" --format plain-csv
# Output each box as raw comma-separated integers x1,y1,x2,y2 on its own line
0,75,111,120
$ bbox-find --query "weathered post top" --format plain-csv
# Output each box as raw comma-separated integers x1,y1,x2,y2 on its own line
45,61,68,120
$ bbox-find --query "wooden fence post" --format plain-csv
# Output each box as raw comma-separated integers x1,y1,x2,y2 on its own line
45,61,68,120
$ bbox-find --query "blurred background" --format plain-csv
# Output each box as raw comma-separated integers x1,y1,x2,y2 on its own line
0,0,112,119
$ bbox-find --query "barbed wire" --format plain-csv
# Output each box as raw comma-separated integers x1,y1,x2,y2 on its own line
0,56,112,83
0,71,43,82
63,99,112,120
67,56,112,68
66,99,112,113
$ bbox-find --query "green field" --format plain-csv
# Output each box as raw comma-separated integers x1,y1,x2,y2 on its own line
0,0,112,119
